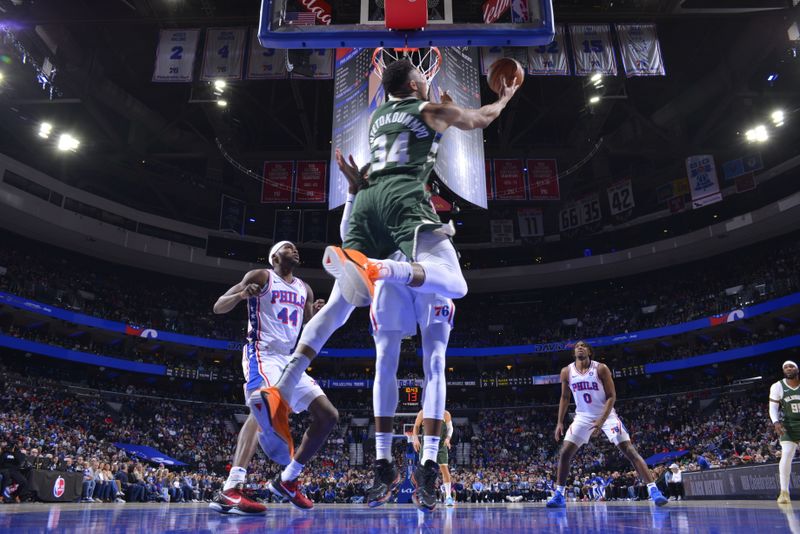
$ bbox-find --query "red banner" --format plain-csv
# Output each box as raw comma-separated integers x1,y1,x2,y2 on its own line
430,195,452,213
527,159,560,200
261,161,294,204
295,161,327,203
493,159,526,200
299,0,332,25
735,173,756,193
482,0,511,24
486,159,494,201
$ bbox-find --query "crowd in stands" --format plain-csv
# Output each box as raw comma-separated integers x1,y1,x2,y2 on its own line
0,360,782,505
1,231,799,350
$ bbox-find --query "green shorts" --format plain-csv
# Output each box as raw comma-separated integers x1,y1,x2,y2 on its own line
781,425,800,443
437,447,449,465
342,174,442,261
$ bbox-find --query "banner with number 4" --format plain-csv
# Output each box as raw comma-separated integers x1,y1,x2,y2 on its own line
201,28,247,81
607,179,635,215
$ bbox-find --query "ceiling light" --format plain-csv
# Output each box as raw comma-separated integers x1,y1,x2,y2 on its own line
745,125,768,143
767,73,779,83
589,95,600,104
39,122,52,139
213,79,227,91
57,133,80,151
771,110,785,126
217,99,227,107
590,73,602,83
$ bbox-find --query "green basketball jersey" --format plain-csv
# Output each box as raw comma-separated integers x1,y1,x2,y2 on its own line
780,380,800,427
368,98,440,182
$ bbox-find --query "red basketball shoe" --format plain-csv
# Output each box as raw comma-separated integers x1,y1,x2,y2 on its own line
209,486,267,516
268,475,314,510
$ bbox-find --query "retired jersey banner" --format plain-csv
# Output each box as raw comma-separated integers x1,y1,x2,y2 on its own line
615,23,666,77
686,155,723,209
480,47,529,75
292,49,334,80
295,161,327,203
152,29,200,82
201,28,247,81
527,159,560,200
578,194,602,225
261,161,294,204
247,29,287,79
607,179,635,215
569,24,617,76
493,159,527,200
528,24,570,76
518,208,544,237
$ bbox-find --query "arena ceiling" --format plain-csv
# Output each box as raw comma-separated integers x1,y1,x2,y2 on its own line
0,0,797,228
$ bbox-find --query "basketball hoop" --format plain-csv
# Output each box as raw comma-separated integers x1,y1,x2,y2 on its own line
372,47,442,83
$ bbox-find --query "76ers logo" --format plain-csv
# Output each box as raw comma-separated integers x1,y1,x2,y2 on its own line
53,476,66,498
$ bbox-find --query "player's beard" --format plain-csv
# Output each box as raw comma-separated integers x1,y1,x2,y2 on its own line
786,370,799,380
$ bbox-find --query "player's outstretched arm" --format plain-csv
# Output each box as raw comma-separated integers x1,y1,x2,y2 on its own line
422,78,519,133
213,270,268,314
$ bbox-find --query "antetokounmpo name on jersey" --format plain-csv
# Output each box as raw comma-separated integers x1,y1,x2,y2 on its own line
572,381,600,392
270,290,306,308
370,111,430,142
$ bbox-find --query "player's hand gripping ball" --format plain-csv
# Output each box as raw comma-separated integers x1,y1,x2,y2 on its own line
487,57,525,95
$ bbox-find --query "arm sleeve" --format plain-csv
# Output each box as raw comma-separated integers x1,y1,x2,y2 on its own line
770,382,783,423
339,194,356,241
446,421,454,439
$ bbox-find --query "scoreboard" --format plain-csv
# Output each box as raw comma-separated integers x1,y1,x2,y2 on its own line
399,386,422,411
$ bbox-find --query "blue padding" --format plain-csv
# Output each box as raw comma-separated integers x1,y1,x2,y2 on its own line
0,334,167,375
258,0,555,49
644,335,800,374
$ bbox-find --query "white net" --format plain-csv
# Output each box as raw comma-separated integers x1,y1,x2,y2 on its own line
371,47,442,82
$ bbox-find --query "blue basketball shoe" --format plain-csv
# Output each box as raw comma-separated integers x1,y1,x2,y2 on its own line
649,486,668,507
546,491,566,508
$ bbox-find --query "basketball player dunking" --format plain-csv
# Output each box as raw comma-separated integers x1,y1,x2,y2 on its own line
209,242,338,514
262,61,519,512
546,341,668,508
769,360,800,504
335,150,455,512
412,409,456,507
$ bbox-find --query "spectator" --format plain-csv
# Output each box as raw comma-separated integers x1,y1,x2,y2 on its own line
666,464,685,501
1,442,32,503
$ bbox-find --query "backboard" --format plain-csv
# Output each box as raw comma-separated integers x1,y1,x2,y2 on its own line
259,0,555,49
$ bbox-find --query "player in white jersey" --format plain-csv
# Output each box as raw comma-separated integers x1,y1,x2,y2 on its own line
546,341,667,508
209,241,338,513
335,150,454,511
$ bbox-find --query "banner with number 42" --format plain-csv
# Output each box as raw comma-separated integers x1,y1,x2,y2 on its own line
607,179,635,215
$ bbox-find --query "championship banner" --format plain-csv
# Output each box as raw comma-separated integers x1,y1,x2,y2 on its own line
152,29,200,82
615,23,666,77
246,29,287,80
569,24,617,76
219,194,246,234
261,161,294,204
486,159,495,201
528,24,570,76
518,208,544,237
295,161,327,203
606,179,635,215
686,155,723,208
493,159,527,200
527,159,560,200
200,28,247,81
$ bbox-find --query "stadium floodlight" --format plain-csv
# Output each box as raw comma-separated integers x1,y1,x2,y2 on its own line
745,125,768,143
589,95,601,104
771,110,785,127
213,79,227,92
590,72,602,83
57,133,80,151
39,122,52,139
217,99,228,107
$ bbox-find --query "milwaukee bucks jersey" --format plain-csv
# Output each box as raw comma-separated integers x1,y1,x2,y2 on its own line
368,98,440,182
779,380,800,427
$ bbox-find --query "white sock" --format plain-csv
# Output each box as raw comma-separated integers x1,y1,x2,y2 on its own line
421,436,440,465
556,485,565,495
375,258,413,284
781,441,798,492
444,482,452,498
224,466,246,491
281,459,304,482
375,432,394,461
275,355,311,402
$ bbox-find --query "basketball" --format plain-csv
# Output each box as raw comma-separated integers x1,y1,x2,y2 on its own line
487,57,525,95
